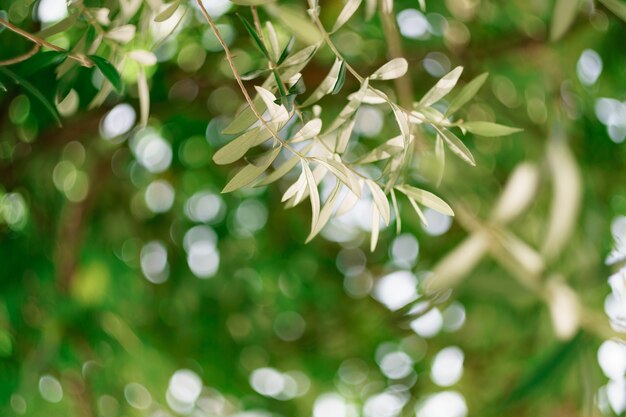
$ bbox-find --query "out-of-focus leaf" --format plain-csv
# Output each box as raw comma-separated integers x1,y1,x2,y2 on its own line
106,24,136,43
0,66,61,126
356,135,404,163
419,66,463,108
391,189,401,233
154,0,180,22
137,66,149,127
461,121,522,137
371,58,408,80
550,0,579,41
257,144,312,186
435,127,475,166
231,0,273,4
541,139,582,260
435,133,445,186
21,51,67,77
396,184,454,216
0,81,5,92
331,0,362,33
491,163,539,224
222,146,281,192
370,204,380,251
599,0,626,21
265,4,321,45
36,12,79,38
129,50,157,66
89,55,123,93
446,72,488,116
546,278,580,340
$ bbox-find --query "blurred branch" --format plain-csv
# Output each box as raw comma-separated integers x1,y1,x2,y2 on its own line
0,17,93,67
0,44,41,66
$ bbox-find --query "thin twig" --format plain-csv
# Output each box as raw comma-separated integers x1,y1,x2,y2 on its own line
0,17,93,67
0,44,41,66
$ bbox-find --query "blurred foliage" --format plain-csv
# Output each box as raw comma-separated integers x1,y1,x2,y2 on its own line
1,0,626,417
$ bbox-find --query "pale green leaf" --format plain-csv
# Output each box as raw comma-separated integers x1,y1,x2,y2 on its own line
435,133,445,186
302,161,320,231
435,127,475,166
154,0,180,22
407,196,428,225
265,21,281,62
396,184,454,216
291,118,322,142
371,58,408,80
356,135,404,164
255,86,290,122
222,147,281,193
366,180,390,225
370,204,380,251
336,188,360,216
257,144,312,186
446,72,488,116
599,0,626,22
420,66,463,108
222,96,267,134
137,66,149,127
331,0,363,33
550,0,579,41
265,4,322,45
461,121,522,137
213,127,273,165
280,45,318,68
307,181,342,242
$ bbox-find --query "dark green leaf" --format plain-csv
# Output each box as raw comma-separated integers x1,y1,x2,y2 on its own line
237,13,270,60
331,60,347,95
0,66,61,126
277,36,295,65
89,55,123,93
20,51,68,77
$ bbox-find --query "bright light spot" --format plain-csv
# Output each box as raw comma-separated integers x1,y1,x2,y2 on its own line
363,391,408,417
314,393,348,417
124,383,152,410
39,375,63,403
38,0,68,24
145,180,175,213
132,131,173,173
598,340,626,380
1,193,28,231
423,52,451,77
373,271,419,311
140,241,169,284
355,106,384,138
607,377,626,415
100,104,136,140
185,191,225,223
250,368,285,398
442,302,465,332
430,347,464,386
274,311,306,341
167,369,203,413
576,49,602,86
234,199,268,235
390,234,419,268
187,240,219,279
410,306,443,338
397,9,430,39
595,98,626,143
423,208,452,236
379,351,414,379
416,391,467,417
196,0,231,18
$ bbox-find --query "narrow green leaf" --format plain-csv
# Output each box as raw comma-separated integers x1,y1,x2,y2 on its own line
19,51,68,77
213,127,271,165
446,72,488,116
356,135,403,164
237,13,271,59
435,127,475,166
331,0,363,33
461,121,522,137
257,143,313,186
420,66,463,108
550,0,579,41
291,119,322,142
36,12,79,38
222,96,267,134
154,0,180,22
366,180,390,225
331,60,347,95
307,181,342,242
396,184,454,216
370,204,380,252
599,0,626,21
277,36,295,65
391,189,401,234
89,55,123,93
435,133,445,186
222,147,281,193
0,66,61,126
302,161,320,232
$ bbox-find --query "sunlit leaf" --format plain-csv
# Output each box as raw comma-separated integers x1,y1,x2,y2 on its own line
213,127,271,165
291,118,322,142
366,180,390,225
370,204,380,251
302,161,320,231
307,181,342,242
331,0,363,33
254,86,289,122
371,58,408,80
396,184,454,216
356,135,404,163
419,66,463,108
461,121,522,137
435,127,475,166
222,146,282,193
446,72,488,116
137,66,149,127
106,24,136,43
550,0,579,41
